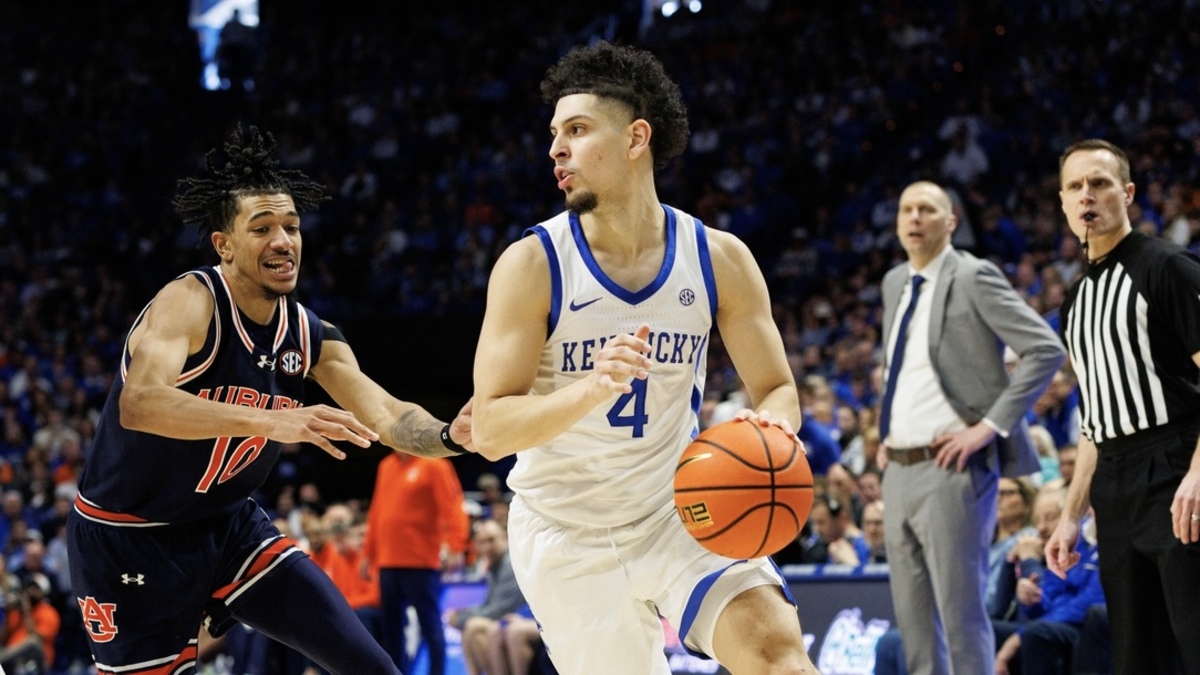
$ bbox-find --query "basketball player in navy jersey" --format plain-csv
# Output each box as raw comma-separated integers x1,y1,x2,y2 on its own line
67,126,474,675
471,42,819,674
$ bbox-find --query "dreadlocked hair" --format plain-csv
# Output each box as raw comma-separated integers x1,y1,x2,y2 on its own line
172,125,328,238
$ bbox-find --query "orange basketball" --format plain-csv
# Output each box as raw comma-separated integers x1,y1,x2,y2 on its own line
673,419,814,559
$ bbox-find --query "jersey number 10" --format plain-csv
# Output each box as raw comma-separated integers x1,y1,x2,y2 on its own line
196,436,268,492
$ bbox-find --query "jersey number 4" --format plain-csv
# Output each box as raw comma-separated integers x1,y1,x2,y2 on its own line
606,378,649,437
196,436,267,492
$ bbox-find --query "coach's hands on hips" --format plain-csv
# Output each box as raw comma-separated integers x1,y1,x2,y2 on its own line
1170,463,1200,544
586,323,652,400
269,404,379,459
732,409,800,445
931,421,996,472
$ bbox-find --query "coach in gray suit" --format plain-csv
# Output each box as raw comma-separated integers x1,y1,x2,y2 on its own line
876,181,1064,675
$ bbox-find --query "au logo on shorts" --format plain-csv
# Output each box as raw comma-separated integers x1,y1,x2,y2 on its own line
78,596,119,643
677,501,713,531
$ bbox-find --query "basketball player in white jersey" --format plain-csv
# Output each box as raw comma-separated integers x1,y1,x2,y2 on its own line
471,41,820,675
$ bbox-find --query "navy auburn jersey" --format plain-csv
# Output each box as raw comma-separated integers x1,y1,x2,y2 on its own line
76,266,324,525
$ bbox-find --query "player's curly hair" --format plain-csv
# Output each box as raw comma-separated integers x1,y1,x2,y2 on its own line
540,41,689,170
172,125,328,238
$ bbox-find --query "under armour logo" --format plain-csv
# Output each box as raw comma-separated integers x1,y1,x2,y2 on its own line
120,574,144,585
257,355,276,371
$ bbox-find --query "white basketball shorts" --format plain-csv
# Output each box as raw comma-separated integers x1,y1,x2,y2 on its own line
507,495,791,675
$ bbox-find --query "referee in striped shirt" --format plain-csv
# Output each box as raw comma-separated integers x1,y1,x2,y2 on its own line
1046,139,1200,674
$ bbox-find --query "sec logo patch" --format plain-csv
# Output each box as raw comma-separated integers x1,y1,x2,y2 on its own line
278,349,304,376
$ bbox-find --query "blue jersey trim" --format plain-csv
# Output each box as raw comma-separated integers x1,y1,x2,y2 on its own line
569,206,678,306
678,560,746,658
677,558,795,658
525,225,562,336
694,218,718,317
769,556,797,605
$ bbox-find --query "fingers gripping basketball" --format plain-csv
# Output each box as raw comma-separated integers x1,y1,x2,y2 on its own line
673,420,814,559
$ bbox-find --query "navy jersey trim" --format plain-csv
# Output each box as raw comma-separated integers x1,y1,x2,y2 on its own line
296,303,315,377
177,270,223,386
214,267,289,355
119,270,223,386
569,206,678,305
74,494,168,528
118,300,154,384
525,225,563,336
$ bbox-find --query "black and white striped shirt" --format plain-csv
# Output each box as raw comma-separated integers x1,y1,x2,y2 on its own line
1062,232,1200,444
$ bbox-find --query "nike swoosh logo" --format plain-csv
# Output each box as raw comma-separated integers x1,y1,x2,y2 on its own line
569,297,602,311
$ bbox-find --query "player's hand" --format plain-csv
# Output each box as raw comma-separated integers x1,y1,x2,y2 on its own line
732,408,799,442
450,398,475,452
586,324,652,399
877,442,889,471
269,404,379,459
931,422,996,472
1170,465,1200,544
1044,518,1081,579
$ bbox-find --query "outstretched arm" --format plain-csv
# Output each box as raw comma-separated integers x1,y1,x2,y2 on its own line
120,276,377,458
308,333,473,458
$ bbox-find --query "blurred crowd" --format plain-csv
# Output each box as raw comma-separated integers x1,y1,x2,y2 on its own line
2,0,1200,672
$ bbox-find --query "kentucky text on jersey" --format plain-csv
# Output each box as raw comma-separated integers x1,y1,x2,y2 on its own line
560,332,707,372
197,386,301,410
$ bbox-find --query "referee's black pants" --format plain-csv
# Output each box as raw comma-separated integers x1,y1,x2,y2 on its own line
1093,421,1200,675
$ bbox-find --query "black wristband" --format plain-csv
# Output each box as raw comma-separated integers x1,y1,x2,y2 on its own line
440,424,469,455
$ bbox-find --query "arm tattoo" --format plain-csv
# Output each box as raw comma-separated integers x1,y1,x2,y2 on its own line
389,409,452,458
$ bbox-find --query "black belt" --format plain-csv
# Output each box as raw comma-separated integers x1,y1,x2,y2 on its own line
888,445,936,466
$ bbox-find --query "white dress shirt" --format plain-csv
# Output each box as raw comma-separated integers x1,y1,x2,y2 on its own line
884,245,969,448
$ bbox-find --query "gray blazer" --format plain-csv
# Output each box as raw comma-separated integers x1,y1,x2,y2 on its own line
881,249,1066,477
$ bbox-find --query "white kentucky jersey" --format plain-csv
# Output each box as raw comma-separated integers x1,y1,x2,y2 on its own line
510,205,717,527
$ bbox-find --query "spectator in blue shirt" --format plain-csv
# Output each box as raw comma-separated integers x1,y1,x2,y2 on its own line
993,512,1105,675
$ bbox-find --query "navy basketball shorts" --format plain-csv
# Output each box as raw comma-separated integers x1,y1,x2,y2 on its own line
68,498,304,674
